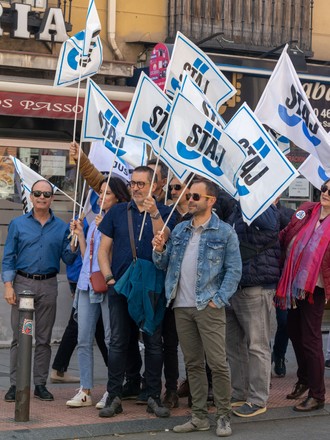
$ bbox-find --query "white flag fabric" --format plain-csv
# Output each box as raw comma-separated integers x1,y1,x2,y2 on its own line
10,156,58,213
160,92,246,195
83,0,101,57
164,32,236,110
255,45,330,172
53,30,102,87
83,141,133,224
180,72,226,128
125,72,172,156
224,103,299,224
82,79,147,167
88,140,133,182
298,154,330,190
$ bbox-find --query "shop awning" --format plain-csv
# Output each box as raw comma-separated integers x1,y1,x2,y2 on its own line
0,76,134,120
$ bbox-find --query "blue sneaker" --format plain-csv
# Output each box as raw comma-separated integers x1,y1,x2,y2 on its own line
233,402,267,417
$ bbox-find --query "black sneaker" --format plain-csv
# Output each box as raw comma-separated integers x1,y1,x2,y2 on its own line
122,381,141,400
147,397,170,417
99,396,123,418
4,385,16,402
34,385,54,401
274,356,286,377
136,389,148,405
325,359,330,369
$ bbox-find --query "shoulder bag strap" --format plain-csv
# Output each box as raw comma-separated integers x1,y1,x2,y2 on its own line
89,228,95,275
127,205,137,262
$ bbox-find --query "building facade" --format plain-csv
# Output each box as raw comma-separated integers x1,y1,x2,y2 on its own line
0,0,329,343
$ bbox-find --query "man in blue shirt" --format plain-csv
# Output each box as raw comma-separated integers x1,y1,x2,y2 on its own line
97,166,176,419
2,179,77,402
152,178,242,437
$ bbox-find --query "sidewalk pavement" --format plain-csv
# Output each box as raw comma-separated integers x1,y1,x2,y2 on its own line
1,336,330,440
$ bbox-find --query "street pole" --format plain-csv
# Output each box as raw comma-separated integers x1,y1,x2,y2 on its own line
15,290,35,422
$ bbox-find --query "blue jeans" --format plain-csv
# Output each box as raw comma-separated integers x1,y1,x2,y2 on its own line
107,286,163,399
76,289,110,389
273,308,288,359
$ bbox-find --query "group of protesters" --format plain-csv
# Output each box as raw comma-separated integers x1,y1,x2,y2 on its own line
2,141,330,437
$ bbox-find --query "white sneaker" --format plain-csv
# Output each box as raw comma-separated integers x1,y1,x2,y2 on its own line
95,391,109,409
66,388,92,407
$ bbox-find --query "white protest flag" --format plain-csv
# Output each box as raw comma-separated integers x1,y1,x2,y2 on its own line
125,71,172,156
83,0,101,57
255,45,330,172
88,140,133,182
268,130,291,155
82,79,147,167
83,141,133,223
180,72,226,128
53,0,102,87
53,32,102,87
10,156,58,213
160,92,246,196
224,103,299,224
164,32,236,110
298,154,330,190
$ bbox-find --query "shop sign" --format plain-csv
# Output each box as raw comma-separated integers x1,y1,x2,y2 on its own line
0,90,131,119
0,2,69,42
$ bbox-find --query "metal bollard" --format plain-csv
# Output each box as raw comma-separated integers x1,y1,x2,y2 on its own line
15,290,35,422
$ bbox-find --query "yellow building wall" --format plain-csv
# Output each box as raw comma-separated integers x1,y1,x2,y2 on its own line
70,0,167,64
311,0,330,61
70,1,329,65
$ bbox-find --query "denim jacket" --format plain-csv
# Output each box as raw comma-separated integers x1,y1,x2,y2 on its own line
153,213,242,310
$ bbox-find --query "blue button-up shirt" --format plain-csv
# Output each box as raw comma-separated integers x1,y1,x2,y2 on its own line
77,220,101,291
1,209,77,283
98,200,177,281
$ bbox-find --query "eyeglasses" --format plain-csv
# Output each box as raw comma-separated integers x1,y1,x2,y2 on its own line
128,181,149,189
186,193,214,201
169,184,183,191
31,190,53,198
321,184,330,196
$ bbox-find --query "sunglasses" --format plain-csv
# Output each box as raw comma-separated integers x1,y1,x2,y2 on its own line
128,180,149,189
169,184,183,191
186,193,214,201
321,184,330,196
31,190,53,198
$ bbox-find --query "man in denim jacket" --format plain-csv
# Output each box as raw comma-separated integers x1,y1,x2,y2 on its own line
153,178,242,437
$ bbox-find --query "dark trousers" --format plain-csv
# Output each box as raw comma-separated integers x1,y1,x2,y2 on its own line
273,308,289,359
287,287,325,401
107,286,163,399
52,283,108,371
162,307,179,391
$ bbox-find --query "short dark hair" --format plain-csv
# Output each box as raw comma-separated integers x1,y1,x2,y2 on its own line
31,179,53,194
101,177,131,203
324,178,330,186
190,177,219,199
133,166,157,183
147,158,168,180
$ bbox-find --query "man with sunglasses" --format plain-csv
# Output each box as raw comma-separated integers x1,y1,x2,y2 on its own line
2,179,78,403
152,178,242,437
97,166,177,419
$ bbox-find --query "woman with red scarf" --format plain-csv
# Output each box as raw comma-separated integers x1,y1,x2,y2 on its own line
275,178,330,412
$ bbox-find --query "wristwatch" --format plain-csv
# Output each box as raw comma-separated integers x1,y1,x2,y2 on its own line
105,274,114,283
150,211,161,220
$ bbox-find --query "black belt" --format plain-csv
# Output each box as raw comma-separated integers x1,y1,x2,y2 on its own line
17,270,57,281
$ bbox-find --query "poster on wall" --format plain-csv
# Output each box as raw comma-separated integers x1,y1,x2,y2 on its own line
0,147,16,199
